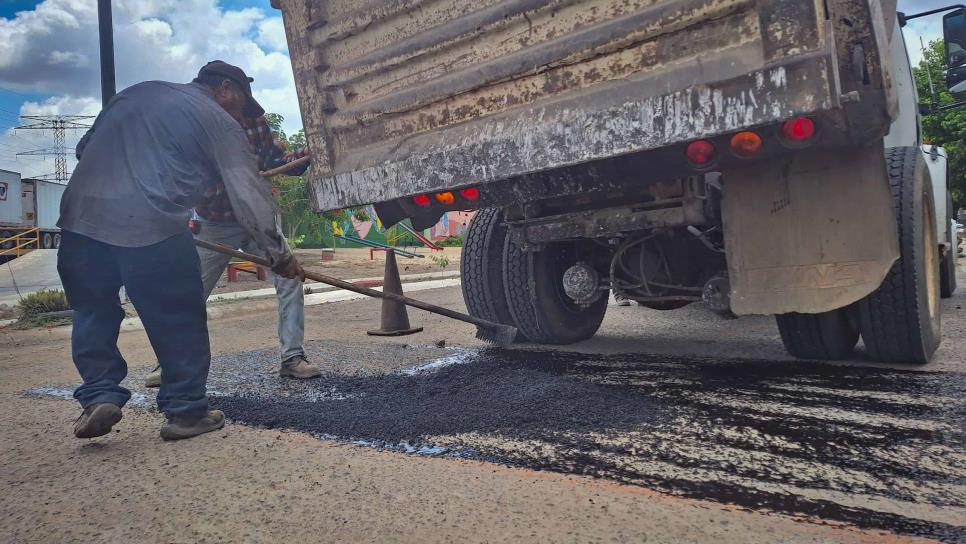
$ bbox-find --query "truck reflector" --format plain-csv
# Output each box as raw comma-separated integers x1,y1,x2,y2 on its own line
460,187,480,201
730,132,763,157
686,140,715,165
434,192,456,205
412,194,432,207
782,117,816,142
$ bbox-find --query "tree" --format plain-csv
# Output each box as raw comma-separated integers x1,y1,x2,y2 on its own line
274,174,320,241
288,129,306,151
913,39,966,209
263,112,289,148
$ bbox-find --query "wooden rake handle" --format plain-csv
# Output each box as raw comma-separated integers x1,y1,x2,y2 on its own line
193,239,504,330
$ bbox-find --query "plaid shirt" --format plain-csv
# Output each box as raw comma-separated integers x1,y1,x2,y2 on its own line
195,115,309,222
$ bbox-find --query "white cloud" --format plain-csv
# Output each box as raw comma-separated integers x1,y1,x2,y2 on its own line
0,95,102,179
0,0,305,178
0,0,299,128
256,17,288,51
48,50,89,66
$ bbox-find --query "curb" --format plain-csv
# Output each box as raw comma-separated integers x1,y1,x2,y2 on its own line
207,270,461,304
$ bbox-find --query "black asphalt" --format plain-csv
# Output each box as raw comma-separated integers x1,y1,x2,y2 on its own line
32,341,966,542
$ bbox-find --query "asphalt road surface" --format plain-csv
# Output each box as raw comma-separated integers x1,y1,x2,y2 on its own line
5,262,966,543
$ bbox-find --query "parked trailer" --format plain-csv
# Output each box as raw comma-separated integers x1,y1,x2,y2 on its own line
276,0,959,363
0,169,66,251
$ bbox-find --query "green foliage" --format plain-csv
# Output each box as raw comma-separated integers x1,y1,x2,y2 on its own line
437,235,464,247
913,39,966,209
352,208,370,222
16,289,69,320
263,112,288,148
275,174,321,243
288,129,306,151
430,255,450,268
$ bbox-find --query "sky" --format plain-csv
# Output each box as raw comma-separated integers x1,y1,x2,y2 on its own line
0,0,298,179
0,0,951,180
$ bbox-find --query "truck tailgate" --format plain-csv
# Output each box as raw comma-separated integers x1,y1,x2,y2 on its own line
276,0,880,210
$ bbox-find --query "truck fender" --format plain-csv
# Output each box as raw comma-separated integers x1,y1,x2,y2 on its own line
721,144,899,316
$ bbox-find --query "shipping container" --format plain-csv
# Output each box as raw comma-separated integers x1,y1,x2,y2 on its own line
0,169,24,228
0,171,65,251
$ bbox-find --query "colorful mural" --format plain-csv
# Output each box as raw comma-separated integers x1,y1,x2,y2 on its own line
430,211,476,240
323,209,476,248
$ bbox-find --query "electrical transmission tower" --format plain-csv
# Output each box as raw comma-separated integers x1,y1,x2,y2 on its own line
15,115,94,183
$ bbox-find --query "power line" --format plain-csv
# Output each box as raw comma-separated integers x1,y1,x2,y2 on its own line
15,115,93,183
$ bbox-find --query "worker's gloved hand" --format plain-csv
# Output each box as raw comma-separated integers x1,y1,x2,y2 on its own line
274,254,306,281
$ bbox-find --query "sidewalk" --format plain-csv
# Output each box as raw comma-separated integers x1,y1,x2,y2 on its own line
0,270,463,329
0,250,60,307
207,270,461,303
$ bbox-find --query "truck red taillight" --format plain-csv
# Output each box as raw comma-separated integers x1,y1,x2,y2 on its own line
412,194,432,207
686,140,715,166
782,117,816,142
730,131,763,157
460,187,480,201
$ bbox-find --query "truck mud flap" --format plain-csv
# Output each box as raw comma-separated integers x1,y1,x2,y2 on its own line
721,145,898,316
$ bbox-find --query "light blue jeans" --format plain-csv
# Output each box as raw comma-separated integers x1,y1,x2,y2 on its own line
196,220,305,364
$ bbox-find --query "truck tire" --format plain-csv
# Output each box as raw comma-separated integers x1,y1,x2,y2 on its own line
461,208,517,331
940,193,957,298
42,232,54,249
776,309,859,360
858,147,941,364
53,233,61,249
503,236,607,344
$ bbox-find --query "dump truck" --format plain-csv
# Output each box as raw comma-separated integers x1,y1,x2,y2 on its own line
0,169,66,252
275,0,961,363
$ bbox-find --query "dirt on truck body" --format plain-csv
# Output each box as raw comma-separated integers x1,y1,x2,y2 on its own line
275,0,895,217
277,0,954,365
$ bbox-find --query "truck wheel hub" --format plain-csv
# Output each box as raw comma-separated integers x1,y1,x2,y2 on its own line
562,262,601,304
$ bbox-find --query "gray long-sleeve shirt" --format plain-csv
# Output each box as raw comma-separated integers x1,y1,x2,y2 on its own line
58,80,291,268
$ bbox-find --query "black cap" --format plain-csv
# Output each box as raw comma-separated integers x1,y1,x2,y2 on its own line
198,60,265,118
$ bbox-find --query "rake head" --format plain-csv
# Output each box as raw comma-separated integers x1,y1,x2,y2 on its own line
474,323,518,347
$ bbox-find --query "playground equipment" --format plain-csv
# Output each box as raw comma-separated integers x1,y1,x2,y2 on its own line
396,220,443,251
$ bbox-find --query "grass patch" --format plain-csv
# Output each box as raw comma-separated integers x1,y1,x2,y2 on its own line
437,235,464,247
13,289,72,329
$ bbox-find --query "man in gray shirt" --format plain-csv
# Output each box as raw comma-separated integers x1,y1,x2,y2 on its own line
58,61,303,441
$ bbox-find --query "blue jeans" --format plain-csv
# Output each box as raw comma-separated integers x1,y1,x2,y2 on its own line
195,220,305,363
57,231,210,417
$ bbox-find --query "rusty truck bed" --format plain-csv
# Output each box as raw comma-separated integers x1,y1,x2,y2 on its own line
275,0,896,211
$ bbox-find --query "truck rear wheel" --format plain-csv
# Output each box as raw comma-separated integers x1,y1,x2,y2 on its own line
859,147,941,364
53,233,61,249
940,193,957,298
461,208,517,332
42,232,54,249
503,236,607,344
776,309,859,360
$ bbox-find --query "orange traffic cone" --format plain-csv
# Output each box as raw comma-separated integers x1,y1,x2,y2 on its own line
367,249,423,336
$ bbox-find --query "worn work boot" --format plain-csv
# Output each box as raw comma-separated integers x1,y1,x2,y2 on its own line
279,356,322,379
160,410,225,441
144,365,162,388
74,403,123,439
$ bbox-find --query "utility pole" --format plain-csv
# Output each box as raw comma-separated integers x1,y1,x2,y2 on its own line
98,0,116,106
15,115,94,184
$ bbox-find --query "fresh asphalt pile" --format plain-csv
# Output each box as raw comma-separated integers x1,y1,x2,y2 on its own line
31,340,966,541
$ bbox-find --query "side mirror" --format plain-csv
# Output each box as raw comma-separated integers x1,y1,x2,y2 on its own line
944,9,966,94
